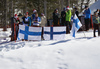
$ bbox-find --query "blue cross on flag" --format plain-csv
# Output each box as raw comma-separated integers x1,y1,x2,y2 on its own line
43,26,66,40
17,25,42,40
71,14,82,37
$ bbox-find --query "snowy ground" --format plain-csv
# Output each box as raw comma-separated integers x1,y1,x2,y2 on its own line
0,28,100,69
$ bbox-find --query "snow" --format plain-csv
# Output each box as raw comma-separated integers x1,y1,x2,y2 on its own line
0,28,100,69
0,28,11,42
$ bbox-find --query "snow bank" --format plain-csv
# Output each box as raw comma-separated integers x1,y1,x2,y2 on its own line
0,29,100,69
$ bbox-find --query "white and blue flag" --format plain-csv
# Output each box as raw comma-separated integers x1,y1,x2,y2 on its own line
18,25,42,40
43,26,66,40
71,14,82,37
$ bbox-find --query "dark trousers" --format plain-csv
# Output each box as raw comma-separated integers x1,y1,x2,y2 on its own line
41,27,44,40
65,21,71,34
85,18,90,31
53,22,58,26
93,23,100,37
61,18,66,26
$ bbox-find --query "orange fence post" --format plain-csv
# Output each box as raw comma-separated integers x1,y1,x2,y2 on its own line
14,23,16,41
91,15,93,29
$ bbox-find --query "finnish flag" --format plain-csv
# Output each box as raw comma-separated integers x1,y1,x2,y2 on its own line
18,25,42,40
71,14,82,37
43,26,66,40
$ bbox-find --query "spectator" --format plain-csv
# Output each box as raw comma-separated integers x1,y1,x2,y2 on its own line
83,6,91,31
61,7,66,26
40,13,47,40
96,9,99,14
18,13,23,24
32,9,37,21
10,14,20,41
74,7,79,17
65,6,72,34
98,9,100,17
40,13,47,27
22,12,31,26
93,12,100,37
53,9,60,26
14,14,20,38
32,13,41,26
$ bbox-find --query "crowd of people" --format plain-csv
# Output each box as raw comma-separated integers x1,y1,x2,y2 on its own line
10,9,47,41
53,6,72,34
10,5,100,41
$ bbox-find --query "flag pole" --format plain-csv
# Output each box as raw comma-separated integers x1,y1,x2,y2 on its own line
83,30,86,38
80,27,87,38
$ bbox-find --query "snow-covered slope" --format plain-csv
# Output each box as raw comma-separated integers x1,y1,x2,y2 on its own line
0,28,100,69
0,28,11,42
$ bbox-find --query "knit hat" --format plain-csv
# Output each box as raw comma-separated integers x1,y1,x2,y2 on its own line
26,12,29,15
85,5,88,9
33,9,37,13
14,14,18,19
66,6,69,10
41,13,44,16
63,7,66,11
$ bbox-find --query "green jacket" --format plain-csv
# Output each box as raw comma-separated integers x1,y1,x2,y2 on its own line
93,16,100,24
66,10,71,21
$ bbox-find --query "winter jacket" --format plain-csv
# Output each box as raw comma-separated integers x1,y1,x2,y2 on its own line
65,10,72,21
33,17,41,26
22,16,31,26
40,16,47,27
93,16,100,24
61,11,66,19
84,8,91,19
53,12,60,25
32,14,35,20
75,10,79,17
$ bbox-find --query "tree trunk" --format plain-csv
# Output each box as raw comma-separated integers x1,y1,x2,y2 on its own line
44,0,47,17
11,0,14,17
67,0,70,7
95,0,97,2
86,0,90,6
25,0,27,13
61,0,64,11
3,0,7,31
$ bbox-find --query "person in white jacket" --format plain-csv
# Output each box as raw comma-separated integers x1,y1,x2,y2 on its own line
40,13,47,40
40,13,47,27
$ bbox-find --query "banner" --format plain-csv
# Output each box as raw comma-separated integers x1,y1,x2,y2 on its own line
18,25,42,40
44,26,66,40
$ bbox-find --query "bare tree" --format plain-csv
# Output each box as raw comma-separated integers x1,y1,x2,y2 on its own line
67,0,70,7
3,0,7,31
61,0,64,11
44,0,47,17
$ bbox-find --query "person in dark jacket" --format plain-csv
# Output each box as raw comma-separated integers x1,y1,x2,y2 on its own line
98,9,100,17
10,14,20,41
61,7,66,26
83,6,91,31
74,7,79,17
93,12,100,37
95,9,100,16
53,9,60,26
22,12,31,26
14,14,20,38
